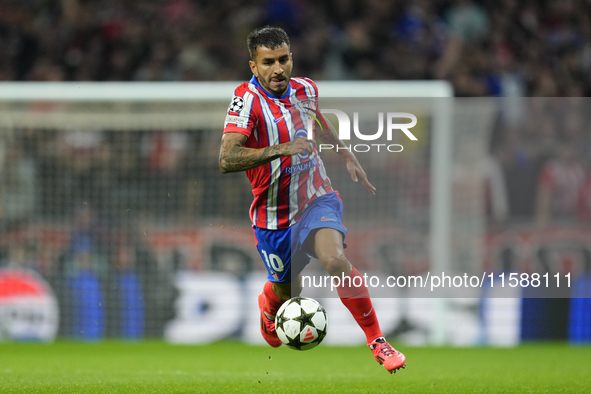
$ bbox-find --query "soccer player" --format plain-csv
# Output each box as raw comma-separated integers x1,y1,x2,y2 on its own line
219,26,406,374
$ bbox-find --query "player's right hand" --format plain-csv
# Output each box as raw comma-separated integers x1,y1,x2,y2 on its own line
289,137,316,156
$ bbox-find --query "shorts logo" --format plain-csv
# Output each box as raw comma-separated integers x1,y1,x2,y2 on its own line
321,217,336,222
228,96,244,113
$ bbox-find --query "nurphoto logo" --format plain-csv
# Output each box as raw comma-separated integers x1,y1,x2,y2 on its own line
305,109,418,153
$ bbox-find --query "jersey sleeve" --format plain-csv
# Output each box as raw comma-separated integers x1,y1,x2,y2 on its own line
302,78,320,132
223,85,256,137
303,77,318,98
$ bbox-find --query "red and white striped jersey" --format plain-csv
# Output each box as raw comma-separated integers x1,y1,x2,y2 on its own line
223,75,334,230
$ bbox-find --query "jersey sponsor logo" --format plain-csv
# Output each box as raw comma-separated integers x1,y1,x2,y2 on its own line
273,116,284,124
224,115,249,128
228,96,244,113
283,157,318,174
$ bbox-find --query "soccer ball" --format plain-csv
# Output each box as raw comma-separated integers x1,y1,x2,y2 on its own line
275,297,327,351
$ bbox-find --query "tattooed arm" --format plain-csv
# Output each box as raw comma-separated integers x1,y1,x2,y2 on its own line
315,117,377,195
219,132,316,174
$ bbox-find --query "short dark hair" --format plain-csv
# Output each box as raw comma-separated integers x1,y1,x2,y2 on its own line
247,26,290,59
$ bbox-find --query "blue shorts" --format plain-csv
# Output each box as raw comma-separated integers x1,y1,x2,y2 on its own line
254,192,347,283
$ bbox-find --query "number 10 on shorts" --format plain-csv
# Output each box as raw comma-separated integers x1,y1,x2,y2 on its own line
261,250,285,272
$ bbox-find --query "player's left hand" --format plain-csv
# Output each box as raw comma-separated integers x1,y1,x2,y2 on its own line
346,157,376,195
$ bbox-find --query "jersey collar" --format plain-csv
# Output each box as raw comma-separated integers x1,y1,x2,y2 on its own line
250,75,292,100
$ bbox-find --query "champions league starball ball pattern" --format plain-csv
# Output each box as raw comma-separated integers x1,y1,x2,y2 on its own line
275,297,328,351
228,96,244,112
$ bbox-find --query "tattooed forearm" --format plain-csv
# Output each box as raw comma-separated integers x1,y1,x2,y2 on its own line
219,133,288,173
220,145,287,173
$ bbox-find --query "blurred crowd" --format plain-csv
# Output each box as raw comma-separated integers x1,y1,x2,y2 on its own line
491,98,591,225
0,128,251,229
0,129,257,339
1,0,590,96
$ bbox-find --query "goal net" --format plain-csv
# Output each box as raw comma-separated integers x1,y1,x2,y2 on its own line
0,81,518,346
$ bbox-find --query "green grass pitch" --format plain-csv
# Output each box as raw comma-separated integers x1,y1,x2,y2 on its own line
0,341,590,393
